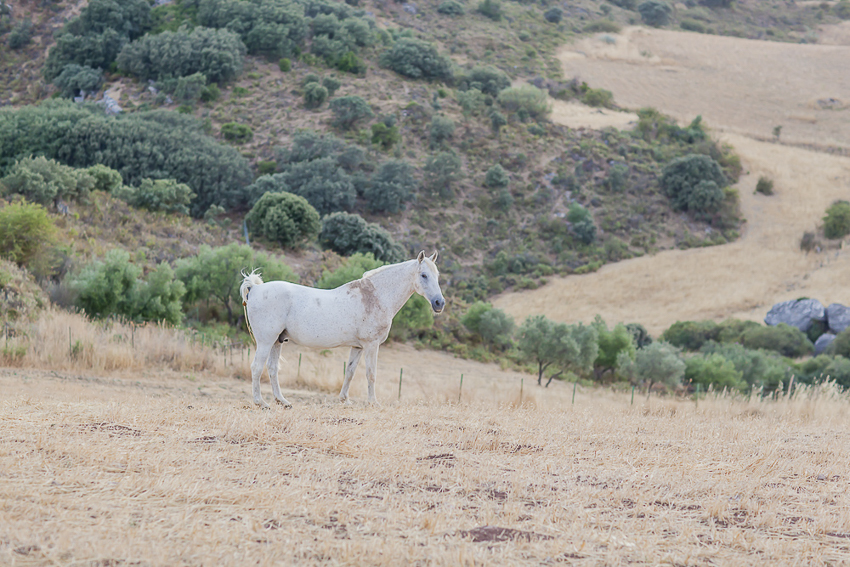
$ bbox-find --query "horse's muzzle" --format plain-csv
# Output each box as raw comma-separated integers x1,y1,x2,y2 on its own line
431,297,445,313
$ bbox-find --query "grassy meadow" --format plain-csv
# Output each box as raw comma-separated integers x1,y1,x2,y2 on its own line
2,313,850,566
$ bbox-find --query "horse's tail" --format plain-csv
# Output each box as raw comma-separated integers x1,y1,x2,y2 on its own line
240,269,264,306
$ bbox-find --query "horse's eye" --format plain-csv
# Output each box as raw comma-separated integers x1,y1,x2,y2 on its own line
421,273,427,279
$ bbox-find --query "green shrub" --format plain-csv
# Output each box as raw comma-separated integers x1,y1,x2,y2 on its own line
302,73,320,86
610,0,636,9
582,87,614,108
835,0,850,19
322,76,342,96
680,18,706,32
584,20,620,33
221,122,254,143
303,82,329,108
329,95,374,130
497,85,550,121
700,342,788,392
52,64,104,98
795,354,850,388
197,0,307,60
257,161,277,176
423,150,463,198
380,38,453,81
638,0,672,26
715,318,761,343
429,115,455,149
593,316,636,378
87,164,123,193
364,159,417,213
661,154,726,213
489,109,507,134
824,200,850,240
827,328,850,358
685,353,746,392
0,201,58,271
437,0,465,15
484,164,509,188
606,164,629,192
567,203,596,244
544,7,563,22
458,66,511,97
1,156,95,206
478,307,515,349
661,320,720,351
200,84,221,103
755,176,774,196
117,27,246,83
370,122,401,151
114,178,195,215
276,129,361,170
477,0,502,20
279,58,292,72
319,212,405,262
8,19,33,49
248,161,356,216
335,51,366,74
244,191,320,248
171,72,208,105
740,323,813,358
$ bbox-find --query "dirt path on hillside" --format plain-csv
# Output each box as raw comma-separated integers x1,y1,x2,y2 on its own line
495,29,850,334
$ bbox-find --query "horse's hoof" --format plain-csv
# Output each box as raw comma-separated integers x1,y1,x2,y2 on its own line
276,399,293,409
255,400,271,410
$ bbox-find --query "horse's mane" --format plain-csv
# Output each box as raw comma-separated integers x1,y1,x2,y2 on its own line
362,258,438,279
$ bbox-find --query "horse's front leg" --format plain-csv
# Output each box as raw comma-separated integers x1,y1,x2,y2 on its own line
363,343,381,407
267,342,292,408
339,347,363,405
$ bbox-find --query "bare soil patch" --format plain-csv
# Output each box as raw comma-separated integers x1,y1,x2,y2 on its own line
496,29,850,334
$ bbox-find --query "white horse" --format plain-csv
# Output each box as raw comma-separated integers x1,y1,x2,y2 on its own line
240,251,445,408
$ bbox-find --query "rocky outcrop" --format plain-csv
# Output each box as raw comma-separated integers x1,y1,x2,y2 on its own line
764,299,826,332
827,303,850,335
814,333,836,355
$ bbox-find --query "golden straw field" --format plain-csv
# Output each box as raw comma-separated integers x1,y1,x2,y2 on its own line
2,313,850,566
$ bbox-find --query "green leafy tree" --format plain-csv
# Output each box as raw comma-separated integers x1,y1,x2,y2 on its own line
364,159,417,213
114,178,195,215
175,243,297,324
661,154,726,213
462,302,514,350
52,64,103,98
592,315,636,379
638,0,672,26
824,200,850,240
517,315,598,386
0,201,58,274
617,341,685,392
1,156,94,205
567,203,596,244
319,212,405,262
380,38,453,81
423,150,463,198
245,191,321,248
685,353,747,392
131,262,186,325
329,95,374,130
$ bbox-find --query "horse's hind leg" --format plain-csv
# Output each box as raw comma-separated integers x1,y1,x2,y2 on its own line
338,347,362,404
251,340,273,409
363,344,380,407
267,342,292,408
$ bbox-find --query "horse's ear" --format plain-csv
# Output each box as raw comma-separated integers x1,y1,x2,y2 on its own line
429,251,438,263
417,250,425,263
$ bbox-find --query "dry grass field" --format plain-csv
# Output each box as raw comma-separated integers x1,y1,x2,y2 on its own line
496,27,850,334
3,313,850,566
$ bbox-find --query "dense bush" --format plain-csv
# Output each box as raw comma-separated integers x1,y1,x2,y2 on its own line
462,302,514,349
114,178,195,215
43,0,151,80
118,27,246,83
279,58,292,72
685,353,746,392
700,342,788,392
437,0,465,15
8,19,33,49
171,73,208,105
0,201,58,273
567,203,596,244
175,243,296,324
661,320,720,350
197,0,308,59
584,20,621,33
617,341,685,392
582,88,614,108
0,102,253,217
364,159,417,213
248,162,356,216
823,200,850,240
544,7,562,23
661,154,726,213
497,85,550,121
303,82,329,108
329,95,374,130
1,156,94,206
739,323,813,358
457,66,511,97
476,0,502,21
755,176,774,196
429,115,455,149
87,164,123,193
322,76,341,96
319,212,405,262
423,150,463,198
245,191,320,248
277,130,362,171
370,122,401,151
70,249,185,324
220,122,254,143
481,164,507,190
638,0,672,26
380,38,453,81
827,328,850,358
795,354,850,388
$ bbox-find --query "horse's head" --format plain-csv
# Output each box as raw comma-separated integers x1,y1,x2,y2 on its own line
414,250,445,314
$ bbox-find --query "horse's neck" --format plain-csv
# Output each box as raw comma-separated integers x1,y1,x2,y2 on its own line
366,261,417,317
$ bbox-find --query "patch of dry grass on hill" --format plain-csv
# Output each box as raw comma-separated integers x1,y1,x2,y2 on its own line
2,359,850,566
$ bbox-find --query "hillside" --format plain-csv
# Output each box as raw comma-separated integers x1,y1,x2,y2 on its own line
496,26,850,334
